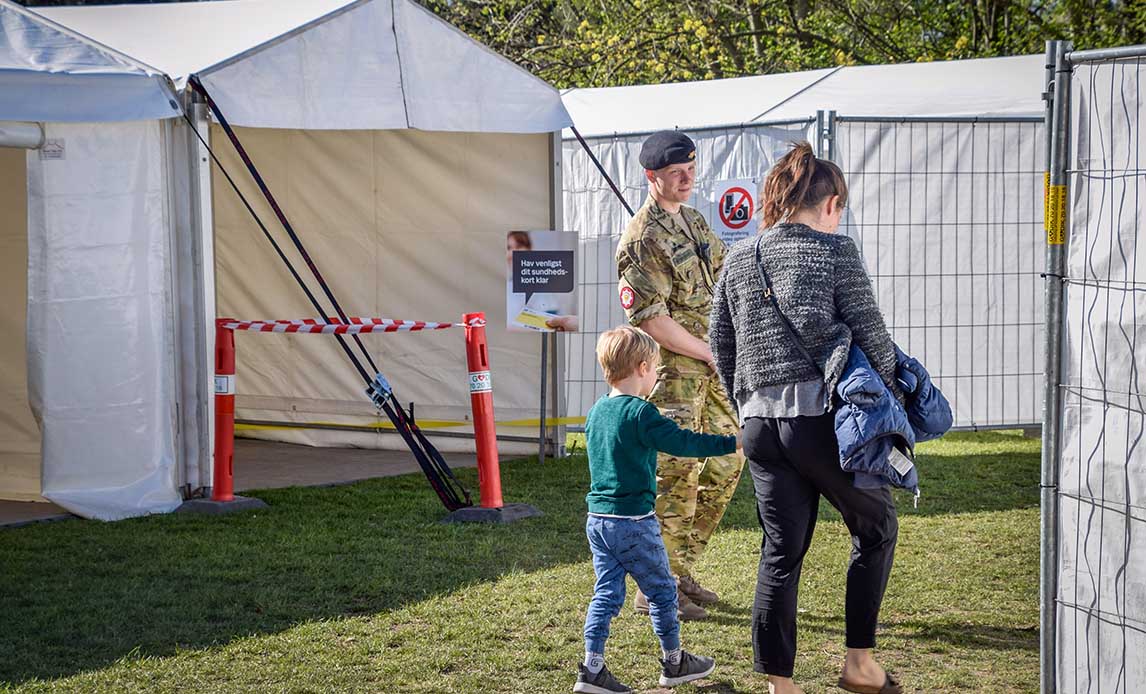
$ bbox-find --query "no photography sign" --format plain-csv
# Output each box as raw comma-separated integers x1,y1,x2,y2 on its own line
709,179,758,244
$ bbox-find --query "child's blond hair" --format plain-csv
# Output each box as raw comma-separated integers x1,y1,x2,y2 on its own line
596,325,659,385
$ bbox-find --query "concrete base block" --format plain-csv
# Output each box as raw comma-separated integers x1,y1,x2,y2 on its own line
177,495,268,515
444,502,543,524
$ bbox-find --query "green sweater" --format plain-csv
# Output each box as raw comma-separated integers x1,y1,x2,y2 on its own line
585,394,737,516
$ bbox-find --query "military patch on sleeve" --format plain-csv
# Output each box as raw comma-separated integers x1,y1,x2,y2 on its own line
619,286,635,310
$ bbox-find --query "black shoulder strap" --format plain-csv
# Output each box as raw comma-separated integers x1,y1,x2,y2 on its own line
754,235,825,379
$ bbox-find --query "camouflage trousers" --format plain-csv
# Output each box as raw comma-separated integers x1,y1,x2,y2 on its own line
649,373,744,578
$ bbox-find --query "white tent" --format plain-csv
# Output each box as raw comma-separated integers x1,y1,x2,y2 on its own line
562,55,1048,430
1,0,571,520
0,0,184,518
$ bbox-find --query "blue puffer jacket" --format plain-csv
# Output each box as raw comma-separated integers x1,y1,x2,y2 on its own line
833,345,952,498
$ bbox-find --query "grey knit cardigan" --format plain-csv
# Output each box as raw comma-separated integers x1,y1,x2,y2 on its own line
709,223,900,408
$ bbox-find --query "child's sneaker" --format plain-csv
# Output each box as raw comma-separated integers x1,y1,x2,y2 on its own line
573,663,631,694
658,650,716,687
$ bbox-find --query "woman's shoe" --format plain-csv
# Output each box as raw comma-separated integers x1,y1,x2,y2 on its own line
837,673,902,694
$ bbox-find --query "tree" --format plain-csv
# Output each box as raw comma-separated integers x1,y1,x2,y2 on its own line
419,0,1146,87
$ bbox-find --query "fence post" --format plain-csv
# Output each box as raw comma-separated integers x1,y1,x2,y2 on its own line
1040,38,1071,694
464,312,504,509
825,110,837,162
813,110,827,157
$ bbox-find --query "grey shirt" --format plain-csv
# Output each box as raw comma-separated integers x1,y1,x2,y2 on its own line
737,379,829,423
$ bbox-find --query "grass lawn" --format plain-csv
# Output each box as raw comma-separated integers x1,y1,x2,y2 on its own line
0,431,1039,693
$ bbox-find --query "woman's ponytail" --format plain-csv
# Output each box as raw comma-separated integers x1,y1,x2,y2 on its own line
760,141,848,228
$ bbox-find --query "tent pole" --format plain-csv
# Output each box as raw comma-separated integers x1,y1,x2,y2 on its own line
571,125,634,217
549,130,567,458
188,96,217,497
0,121,44,149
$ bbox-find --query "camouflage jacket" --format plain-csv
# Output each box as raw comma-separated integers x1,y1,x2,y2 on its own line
616,195,726,376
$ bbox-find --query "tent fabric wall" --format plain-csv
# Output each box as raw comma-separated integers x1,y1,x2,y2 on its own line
562,123,810,415
1056,57,1146,691
26,121,182,521
837,118,1046,429
0,146,40,502
212,126,553,452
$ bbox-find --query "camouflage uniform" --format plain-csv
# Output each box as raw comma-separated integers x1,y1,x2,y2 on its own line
616,195,744,578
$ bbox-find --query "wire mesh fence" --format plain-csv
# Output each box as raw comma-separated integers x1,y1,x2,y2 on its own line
837,117,1046,430
1049,45,1146,693
562,116,1045,431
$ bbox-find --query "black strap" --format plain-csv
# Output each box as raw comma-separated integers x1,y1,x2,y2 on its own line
754,236,824,379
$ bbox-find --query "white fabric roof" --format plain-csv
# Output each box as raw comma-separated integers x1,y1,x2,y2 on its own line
34,0,571,132
565,54,1045,138
0,0,180,122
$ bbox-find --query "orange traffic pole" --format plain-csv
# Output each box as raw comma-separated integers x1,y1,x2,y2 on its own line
213,321,236,502
464,312,503,509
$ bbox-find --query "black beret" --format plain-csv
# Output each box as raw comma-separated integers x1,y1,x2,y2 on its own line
639,130,696,170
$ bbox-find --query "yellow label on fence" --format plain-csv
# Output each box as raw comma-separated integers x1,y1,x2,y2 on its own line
1047,184,1067,245
1043,172,1050,226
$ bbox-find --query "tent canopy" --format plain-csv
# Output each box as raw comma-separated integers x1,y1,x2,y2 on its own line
563,54,1045,137
0,0,179,123
34,0,572,133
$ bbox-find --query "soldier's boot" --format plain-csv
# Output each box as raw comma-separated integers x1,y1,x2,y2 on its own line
633,586,708,621
678,574,719,605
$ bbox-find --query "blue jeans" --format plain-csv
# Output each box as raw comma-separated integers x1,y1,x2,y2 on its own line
583,514,680,654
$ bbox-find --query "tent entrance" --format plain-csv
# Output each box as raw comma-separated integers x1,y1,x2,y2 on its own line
0,146,43,502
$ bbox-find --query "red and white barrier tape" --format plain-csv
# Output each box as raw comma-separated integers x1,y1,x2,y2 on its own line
219,318,463,334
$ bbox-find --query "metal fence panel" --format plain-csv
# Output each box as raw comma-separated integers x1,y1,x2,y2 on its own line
562,124,810,419
1056,50,1146,693
837,118,1046,429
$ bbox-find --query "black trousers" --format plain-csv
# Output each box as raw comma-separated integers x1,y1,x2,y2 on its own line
742,413,898,678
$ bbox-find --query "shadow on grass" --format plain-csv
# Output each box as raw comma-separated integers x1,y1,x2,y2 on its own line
796,611,1038,652
0,431,1038,685
716,430,1041,532
0,456,593,685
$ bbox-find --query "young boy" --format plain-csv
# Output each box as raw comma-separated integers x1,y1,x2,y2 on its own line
575,326,739,694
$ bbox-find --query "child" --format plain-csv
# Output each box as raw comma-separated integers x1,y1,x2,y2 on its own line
575,326,739,693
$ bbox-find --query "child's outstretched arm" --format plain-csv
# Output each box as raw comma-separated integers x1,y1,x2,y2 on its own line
636,403,737,458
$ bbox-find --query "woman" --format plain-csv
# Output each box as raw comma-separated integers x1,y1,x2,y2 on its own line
709,142,902,694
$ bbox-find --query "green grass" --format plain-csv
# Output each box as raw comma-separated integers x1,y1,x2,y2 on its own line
0,431,1039,693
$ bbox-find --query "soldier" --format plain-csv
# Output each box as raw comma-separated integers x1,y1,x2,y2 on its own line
616,130,744,621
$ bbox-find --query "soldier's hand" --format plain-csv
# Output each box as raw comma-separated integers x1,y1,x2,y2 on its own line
735,431,744,450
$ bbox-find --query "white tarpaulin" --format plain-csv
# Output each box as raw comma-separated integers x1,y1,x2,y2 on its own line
0,0,179,123
37,0,571,133
564,55,1044,137
563,124,809,414
837,119,1046,429
1057,57,1146,692
562,55,1047,429
26,121,181,520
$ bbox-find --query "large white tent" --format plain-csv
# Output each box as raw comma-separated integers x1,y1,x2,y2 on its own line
1,0,184,518
0,0,571,520
562,55,1048,430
